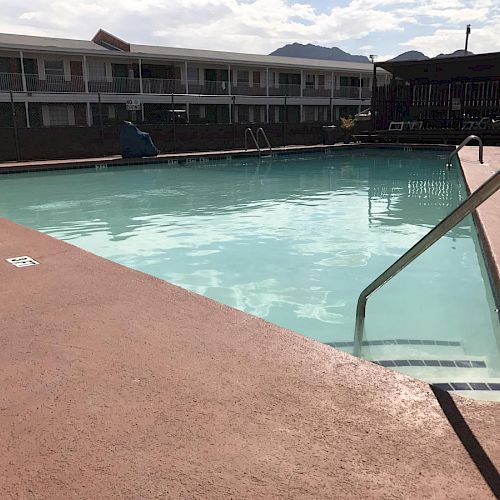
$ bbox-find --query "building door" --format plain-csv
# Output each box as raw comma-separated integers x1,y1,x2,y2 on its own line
205,69,217,81
112,64,128,78
70,61,83,76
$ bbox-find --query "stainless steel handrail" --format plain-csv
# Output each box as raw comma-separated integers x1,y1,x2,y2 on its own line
446,135,483,168
244,128,261,156
256,127,273,154
353,167,500,356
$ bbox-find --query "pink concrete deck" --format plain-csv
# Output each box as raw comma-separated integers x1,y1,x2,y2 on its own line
459,146,500,299
1,217,499,498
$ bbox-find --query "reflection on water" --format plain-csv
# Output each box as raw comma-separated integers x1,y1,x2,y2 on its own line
0,150,498,372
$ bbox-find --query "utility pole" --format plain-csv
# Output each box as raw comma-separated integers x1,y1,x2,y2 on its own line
465,24,471,53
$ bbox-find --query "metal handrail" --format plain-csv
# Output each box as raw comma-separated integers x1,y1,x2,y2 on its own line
256,127,273,154
446,135,483,168
244,128,261,156
353,167,500,356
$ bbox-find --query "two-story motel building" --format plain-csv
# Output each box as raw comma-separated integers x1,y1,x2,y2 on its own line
0,29,387,128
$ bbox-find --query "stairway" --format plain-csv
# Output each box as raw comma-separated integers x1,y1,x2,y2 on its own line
326,338,500,401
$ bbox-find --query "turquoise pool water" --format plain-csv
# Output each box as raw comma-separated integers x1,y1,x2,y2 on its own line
1,149,499,398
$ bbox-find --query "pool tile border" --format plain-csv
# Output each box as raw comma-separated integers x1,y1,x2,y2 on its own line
0,143,455,175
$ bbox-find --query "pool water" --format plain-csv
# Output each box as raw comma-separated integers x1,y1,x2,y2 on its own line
1,149,499,399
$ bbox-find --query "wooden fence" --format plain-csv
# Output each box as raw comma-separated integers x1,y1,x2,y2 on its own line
373,80,500,130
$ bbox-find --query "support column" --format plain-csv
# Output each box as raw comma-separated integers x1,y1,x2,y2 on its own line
300,69,303,97
139,58,143,94
25,102,30,128
331,71,334,99
86,102,92,126
228,64,231,95
300,104,303,122
266,67,269,96
359,72,362,99
184,61,189,93
19,51,27,91
266,103,269,123
83,55,89,93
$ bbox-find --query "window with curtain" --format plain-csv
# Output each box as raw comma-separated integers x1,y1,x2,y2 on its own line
45,60,64,77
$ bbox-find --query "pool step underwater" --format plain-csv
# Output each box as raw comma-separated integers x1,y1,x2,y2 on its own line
325,340,500,400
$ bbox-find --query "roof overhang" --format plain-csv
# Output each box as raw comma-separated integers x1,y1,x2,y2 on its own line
377,51,500,83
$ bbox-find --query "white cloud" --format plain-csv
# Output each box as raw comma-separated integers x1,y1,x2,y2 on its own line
402,22,500,56
0,0,498,56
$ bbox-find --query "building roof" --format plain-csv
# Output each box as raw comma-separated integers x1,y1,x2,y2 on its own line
0,32,107,52
0,31,376,72
378,50,500,82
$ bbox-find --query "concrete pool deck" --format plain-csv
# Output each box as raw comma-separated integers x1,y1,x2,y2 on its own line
459,146,500,302
0,145,499,498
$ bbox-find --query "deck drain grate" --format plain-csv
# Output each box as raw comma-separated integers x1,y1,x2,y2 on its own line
6,256,39,268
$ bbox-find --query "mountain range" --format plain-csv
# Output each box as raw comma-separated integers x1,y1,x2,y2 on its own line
270,43,474,63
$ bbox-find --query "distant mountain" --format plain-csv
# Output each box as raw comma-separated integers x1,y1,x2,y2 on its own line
389,51,429,62
270,43,370,63
389,49,474,62
434,49,474,59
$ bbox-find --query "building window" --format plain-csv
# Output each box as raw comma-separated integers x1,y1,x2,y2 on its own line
238,71,249,84
306,74,315,87
318,74,325,87
187,66,199,82
88,60,107,81
45,60,64,77
48,105,69,126
253,71,261,85
238,105,249,123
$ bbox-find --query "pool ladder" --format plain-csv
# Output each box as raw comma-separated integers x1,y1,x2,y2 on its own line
446,135,483,168
353,163,500,356
244,127,273,157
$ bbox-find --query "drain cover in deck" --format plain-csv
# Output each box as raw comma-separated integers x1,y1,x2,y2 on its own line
6,256,39,267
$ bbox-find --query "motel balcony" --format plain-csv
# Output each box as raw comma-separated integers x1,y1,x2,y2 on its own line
268,84,301,96
187,80,230,95
333,86,371,99
0,72,371,100
232,85,267,96
303,86,332,98
0,72,24,92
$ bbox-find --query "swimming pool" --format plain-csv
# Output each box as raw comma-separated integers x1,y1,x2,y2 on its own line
1,148,499,399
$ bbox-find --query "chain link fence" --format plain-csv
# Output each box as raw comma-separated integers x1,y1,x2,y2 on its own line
0,93,355,161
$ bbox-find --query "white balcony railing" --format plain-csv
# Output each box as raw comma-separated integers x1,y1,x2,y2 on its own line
26,74,85,92
187,80,230,95
269,84,301,96
0,72,23,91
0,73,371,100
88,77,141,93
361,87,372,99
303,86,332,97
333,86,363,98
232,84,266,96
142,78,185,94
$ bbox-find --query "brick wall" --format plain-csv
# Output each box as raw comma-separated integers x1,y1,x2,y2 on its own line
0,123,339,161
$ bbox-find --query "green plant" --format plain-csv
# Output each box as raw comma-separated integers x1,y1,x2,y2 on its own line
340,116,355,131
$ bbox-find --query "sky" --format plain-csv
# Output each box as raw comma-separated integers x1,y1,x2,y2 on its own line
1,0,499,60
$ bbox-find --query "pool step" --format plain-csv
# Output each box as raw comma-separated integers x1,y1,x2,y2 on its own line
326,338,466,358
431,379,500,402
372,358,486,369
327,338,463,349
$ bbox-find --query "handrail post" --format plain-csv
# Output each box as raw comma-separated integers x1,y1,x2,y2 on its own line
256,127,272,153
446,134,483,168
353,167,500,356
245,127,261,156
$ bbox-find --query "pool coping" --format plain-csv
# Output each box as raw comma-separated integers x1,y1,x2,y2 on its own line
0,142,455,174
458,146,500,306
